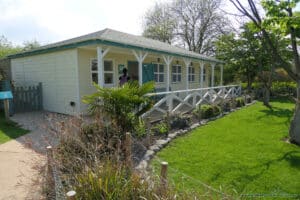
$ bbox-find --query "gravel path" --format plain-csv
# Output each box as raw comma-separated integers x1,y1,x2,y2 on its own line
0,111,69,200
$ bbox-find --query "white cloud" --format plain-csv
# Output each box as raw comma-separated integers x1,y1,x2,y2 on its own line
0,0,158,45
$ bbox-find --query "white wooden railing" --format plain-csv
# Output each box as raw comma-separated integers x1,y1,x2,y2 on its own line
142,85,241,119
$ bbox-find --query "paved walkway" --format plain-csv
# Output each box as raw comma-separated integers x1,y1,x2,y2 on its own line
0,111,68,200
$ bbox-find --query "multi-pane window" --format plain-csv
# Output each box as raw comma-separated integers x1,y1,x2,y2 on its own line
90,59,114,85
200,67,206,82
188,66,195,82
154,63,164,83
172,65,182,83
203,68,206,81
104,60,114,84
91,59,98,84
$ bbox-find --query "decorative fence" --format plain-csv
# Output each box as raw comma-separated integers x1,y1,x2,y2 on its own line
143,85,241,120
12,82,43,113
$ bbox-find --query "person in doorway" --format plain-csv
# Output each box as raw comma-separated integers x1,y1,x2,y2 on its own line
119,68,130,86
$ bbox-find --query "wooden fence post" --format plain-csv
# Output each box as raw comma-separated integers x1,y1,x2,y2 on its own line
3,99,9,119
46,146,53,167
125,132,132,169
38,82,43,110
160,161,168,193
166,111,171,130
146,117,151,148
66,191,76,200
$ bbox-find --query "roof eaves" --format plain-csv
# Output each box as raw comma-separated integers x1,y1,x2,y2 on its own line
8,39,225,64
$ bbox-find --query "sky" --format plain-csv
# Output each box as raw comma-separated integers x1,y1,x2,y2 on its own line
0,0,299,46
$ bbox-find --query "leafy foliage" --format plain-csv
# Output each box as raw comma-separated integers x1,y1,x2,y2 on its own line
235,97,245,107
82,81,154,135
75,159,201,200
152,122,169,135
193,104,221,119
0,36,22,59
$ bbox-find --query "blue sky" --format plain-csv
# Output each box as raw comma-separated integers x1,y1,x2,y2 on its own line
0,0,299,46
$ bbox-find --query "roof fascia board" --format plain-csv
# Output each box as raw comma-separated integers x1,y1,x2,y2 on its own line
8,39,225,64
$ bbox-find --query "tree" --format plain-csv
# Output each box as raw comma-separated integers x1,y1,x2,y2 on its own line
229,0,300,144
142,0,232,56
23,39,40,51
0,35,21,59
172,0,232,55
142,2,176,44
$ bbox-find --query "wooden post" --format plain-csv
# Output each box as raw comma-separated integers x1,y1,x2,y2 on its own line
46,146,53,167
125,132,132,169
166,111,171,131
38,82,43,110
160,161,168,192
66,191,76,200
46,146,53,187
146,117,151,148
3,99,9,119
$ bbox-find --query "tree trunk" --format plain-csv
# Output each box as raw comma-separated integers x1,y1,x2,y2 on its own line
289,82,300,145
262,86,271,108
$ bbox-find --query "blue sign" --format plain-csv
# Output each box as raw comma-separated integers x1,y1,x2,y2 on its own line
0,91,13,99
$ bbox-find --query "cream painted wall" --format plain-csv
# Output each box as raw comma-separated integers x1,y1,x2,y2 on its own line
11,49,79,115
77,49,213,112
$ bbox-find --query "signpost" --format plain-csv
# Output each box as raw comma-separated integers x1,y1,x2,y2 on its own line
0,91,13,119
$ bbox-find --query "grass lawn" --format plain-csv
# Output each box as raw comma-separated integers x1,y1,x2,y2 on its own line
0,112,28,144
152,99,300,198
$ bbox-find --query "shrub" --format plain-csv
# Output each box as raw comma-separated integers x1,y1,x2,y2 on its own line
235,97,245,107
55,117,125,181
82,81,154,136
134,118,147,138
170,114,190,129
271,81,296,96
222,101,231,112
194,104,221,119
151,122,169,136
75,160,201,200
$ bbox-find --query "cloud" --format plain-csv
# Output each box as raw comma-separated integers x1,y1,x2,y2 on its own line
0,0,158,46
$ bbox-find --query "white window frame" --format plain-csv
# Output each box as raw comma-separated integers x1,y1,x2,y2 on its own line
90,58,98,85
188,66,195,82
103,59,114,86
153,63,164,83
90,58,115,86
172,65,182,83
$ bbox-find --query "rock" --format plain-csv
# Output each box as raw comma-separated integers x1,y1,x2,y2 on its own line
168,133,177,139
150,145,160,152
144,150,155,160
156,139,168,147
190,123,199,129
136,160,148,170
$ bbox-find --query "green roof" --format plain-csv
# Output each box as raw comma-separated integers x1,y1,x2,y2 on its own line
9,28,224,63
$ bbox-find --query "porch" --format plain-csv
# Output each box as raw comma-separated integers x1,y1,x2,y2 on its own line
143,85,241,121
91,46,224,90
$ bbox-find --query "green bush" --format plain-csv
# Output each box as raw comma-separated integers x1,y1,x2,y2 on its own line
235,97,245,107
193,104,221,119
152,122,169,135
82,81,154,136
170,114,190,129
242,81,296,97
271,81,296,96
